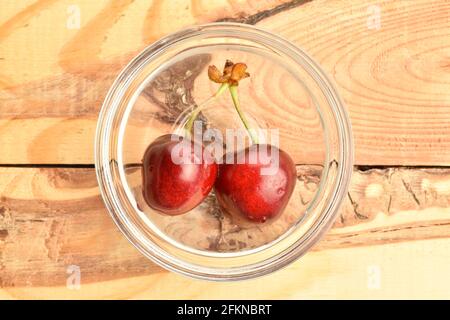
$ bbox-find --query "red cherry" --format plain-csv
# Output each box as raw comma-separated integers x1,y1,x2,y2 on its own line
215,144,296,223
142,134,217,215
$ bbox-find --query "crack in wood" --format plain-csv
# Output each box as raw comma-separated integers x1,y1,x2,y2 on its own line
0,164,95,168
1,166,450,286
217,0,313,25
401,178,421,206
347,192,369,220
387,195,392,214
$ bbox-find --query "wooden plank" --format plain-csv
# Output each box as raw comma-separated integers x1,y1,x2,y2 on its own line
2,238,449,299
257,0,450,166
0,167,449,290
1,0,450,165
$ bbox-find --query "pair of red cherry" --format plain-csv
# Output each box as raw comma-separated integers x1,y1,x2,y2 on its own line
141,61,296,223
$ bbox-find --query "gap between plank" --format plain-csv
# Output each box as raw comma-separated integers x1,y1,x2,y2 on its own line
1,164,450,169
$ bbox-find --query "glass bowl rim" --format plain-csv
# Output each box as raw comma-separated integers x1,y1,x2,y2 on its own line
95,22,354,281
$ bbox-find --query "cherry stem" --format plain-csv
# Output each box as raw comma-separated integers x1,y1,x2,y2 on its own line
228,85,259,144
184,83,228,134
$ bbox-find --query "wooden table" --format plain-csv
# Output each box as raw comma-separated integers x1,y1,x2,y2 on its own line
1,0,450,299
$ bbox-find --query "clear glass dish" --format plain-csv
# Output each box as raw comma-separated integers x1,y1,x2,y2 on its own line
95,23,353,281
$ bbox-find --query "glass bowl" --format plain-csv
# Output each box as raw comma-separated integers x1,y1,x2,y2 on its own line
95,23,353,281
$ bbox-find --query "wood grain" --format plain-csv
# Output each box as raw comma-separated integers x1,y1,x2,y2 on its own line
1,0,450,300
119,52,327,165
2,238,449,299
0,167,449,291
1,0,450,165
257,0,450,166
0,0,292,164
